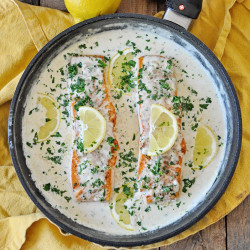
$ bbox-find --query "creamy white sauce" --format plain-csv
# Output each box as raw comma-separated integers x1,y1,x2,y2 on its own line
22,26,226,235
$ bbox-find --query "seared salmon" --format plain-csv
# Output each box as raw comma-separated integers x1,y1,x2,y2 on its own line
137,55,186,203
69,56,118,202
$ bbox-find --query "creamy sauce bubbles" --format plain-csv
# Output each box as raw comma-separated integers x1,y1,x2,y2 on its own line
22,26,226,235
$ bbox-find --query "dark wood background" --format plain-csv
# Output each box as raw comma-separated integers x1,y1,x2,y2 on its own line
19,0,250,249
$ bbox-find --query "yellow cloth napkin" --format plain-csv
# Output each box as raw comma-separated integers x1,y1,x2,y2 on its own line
0,0,249,249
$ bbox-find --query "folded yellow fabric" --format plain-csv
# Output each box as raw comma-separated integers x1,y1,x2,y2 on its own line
0,0,249,249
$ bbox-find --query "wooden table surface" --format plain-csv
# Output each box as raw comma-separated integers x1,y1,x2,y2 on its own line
19,0,249,249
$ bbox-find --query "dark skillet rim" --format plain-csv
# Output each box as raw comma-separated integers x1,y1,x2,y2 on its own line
8,13,242,247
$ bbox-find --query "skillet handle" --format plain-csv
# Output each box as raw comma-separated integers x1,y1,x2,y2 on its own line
163,0,203,30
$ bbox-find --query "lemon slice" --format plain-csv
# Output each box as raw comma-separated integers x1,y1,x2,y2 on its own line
110,183,135,231
78,106,106,153
37,93,61,142
193,124,218,169
108,48,136,94
148,104,178,156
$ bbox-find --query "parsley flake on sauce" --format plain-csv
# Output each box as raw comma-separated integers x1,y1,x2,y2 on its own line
43,183,51,191
51,132,62,137
182,178,196,193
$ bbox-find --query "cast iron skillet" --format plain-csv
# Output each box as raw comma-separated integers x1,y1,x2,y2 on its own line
8,10,242,249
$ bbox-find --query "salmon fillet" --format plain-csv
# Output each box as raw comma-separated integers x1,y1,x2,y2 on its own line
69,56,118,202
137,55,186,203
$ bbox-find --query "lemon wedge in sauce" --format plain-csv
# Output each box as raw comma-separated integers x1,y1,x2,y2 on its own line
108,48,136,95
193,124,218,169
110,183,135,231
37,93,61,142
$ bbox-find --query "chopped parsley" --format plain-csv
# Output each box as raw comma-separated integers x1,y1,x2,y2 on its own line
76,139,84,152
122,184,133,198
92,178,104,188
33,132,38,145
199,104,209,109
128,60,136,67
125,40,141,55
176,201,181,208
70,77,86,93
143,176,149,183
26,142,33,148
150,158,162,176
162,186,171,193
68,64,78,79
91,166,99,174
132,133,136,141
119,150,137,163
29,107,39,115
64,196,72,203
167,59,172,69
43,183,51,191
74,94,93,111
206,97,212,103
181,96,194,112
97,59,107,68
79,44,87,49
172,96,194,115
182,178,196,193
107,137,117,149
158,122,166,127
113,90,122,99
159,79,170,90
78,161,88,175
51,132,62,137
46,155,62,164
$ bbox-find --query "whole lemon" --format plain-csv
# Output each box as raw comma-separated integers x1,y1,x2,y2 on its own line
65,0,122,23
